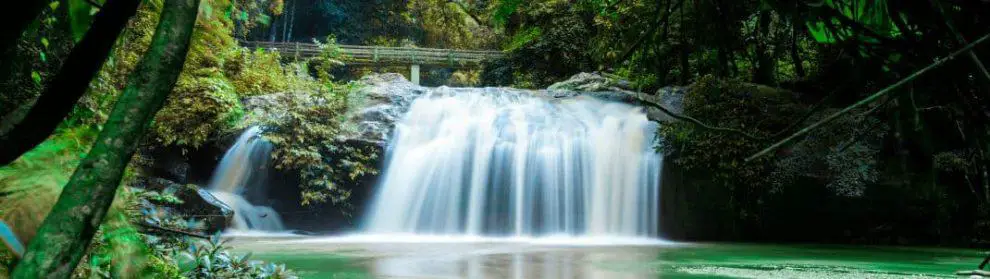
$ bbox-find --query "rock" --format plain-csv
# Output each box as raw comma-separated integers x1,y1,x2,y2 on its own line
132,177,233,233
548,72,635,92
548,72,687,122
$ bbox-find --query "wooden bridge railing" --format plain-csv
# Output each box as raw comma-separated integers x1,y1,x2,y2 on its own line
241,41,504,68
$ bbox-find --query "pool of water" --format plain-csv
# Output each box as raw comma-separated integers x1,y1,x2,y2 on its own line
227,235,985,278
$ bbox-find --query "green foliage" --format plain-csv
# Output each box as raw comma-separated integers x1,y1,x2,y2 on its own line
0,1,75,123
66,0,101,42
0,128,95,245
492,0,523,27
310,35,346,84
504,27,541,52
72,0,314,148
259,84,379,206
224,48,291,96
483,1,596,88
174,234,295,278
660,76,804,188
154,73,243,148
805,0,900,43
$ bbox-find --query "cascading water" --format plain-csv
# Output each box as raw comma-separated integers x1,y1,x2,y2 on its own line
364,87,662,238
208,126,285,232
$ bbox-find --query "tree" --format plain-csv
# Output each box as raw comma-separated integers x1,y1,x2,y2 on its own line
11,0,201,277
0,0,142,165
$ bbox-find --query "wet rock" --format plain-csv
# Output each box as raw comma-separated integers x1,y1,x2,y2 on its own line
132,177,233,233
547,72,635,92
549,72,687,122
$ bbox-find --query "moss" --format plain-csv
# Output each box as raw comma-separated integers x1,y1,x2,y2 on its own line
153,73,242,148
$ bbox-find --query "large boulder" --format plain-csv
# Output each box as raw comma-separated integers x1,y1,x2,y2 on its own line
132,177,233,233
548,72,687,122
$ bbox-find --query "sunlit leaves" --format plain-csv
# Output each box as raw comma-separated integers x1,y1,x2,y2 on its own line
31,71,42,85
67,0,103,42
493,0,523,27
504,26,541,51
804,0,900,44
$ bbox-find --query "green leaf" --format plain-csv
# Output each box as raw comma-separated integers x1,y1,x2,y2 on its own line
504,27,541,51
804,0,900,44
493,0,522,27
40,37,50,48
49,1,60,10
67,0,97,42
31,71,42,85
39,51,48,63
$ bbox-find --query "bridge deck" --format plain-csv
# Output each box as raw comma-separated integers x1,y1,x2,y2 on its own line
241,41,504,67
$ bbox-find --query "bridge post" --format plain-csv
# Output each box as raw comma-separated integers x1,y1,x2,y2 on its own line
411,64,421,85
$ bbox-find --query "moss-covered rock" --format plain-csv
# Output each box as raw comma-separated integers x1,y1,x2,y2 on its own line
154,73,244,148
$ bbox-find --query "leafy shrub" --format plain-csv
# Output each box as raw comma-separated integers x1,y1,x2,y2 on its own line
225,48,291,96
259,84,379,206
660,75,805,187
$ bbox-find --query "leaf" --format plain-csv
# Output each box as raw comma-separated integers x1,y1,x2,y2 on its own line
39,51,48,63
493,0,522,27
177,251,197,272
49,1,60,10
40,37,50,49
67,0,97,42
31,71,42,85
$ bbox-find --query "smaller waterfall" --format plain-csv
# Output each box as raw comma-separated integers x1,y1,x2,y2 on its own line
208,126,285,231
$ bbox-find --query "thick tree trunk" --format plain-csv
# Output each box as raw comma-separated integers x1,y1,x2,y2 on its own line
0,0,142,166
10,0,200,277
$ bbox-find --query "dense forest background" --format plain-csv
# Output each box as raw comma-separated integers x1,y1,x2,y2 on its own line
2,0,990,277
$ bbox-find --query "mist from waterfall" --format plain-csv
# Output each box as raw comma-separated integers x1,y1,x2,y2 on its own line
208,126,285,232
364,87,662,238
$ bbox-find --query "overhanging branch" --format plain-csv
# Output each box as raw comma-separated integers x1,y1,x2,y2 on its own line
745,32,990,162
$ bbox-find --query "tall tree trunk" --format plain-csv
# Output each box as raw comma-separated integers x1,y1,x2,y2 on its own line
281,5,289,42
679,4,690,85
269,14,278,42
790,19,806,78
0,0,143,166
753,10,774,83
287,0,295,42
11,0,200,277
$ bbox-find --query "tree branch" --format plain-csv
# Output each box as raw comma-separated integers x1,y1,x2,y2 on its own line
624,91,763,141
137,222,209,239
745,32,990,162
610,0,685,68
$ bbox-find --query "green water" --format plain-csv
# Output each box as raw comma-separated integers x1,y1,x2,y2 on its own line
230,238,984,278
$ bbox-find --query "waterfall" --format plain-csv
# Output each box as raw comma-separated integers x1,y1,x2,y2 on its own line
208,126,285,232
364,87,662,238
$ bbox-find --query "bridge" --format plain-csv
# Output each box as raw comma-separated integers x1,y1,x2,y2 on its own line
241,41,504,85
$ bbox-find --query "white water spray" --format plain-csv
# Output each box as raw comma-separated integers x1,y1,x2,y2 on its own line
208,126,285,232
364,87,662,237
